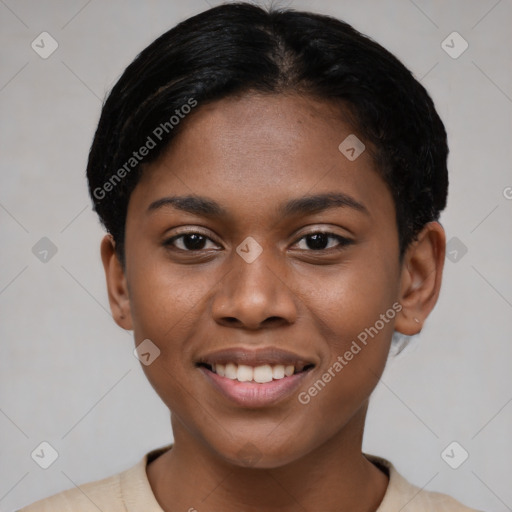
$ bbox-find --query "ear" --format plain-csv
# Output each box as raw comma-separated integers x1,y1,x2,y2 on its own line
100,234,133,330
394,222,446,336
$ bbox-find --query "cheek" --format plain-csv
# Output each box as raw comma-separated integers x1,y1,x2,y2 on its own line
290,292,395,450
126,249,213,339
299,246,400,344
124,254,210,398
293,248,399,406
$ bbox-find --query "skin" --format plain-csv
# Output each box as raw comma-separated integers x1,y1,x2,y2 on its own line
101,92,445,512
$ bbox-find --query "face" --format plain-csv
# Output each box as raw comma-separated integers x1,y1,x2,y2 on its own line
112,93,411,467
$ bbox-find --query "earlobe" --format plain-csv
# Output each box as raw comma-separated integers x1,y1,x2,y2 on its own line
100,234,133,330
394,222,446,336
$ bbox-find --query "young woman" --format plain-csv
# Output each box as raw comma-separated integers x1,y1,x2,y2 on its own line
20,3,479,511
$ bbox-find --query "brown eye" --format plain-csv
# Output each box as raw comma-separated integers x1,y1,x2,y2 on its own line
294,232,353,251
164,233,218,251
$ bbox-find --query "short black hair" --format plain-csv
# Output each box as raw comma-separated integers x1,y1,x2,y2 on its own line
86,1,448,265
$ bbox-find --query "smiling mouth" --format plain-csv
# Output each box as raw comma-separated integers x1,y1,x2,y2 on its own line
197,362,315,383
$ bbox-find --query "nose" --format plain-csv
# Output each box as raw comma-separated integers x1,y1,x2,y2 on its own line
211,248,298,330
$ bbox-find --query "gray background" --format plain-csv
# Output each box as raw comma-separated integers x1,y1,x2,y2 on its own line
1,0,511,510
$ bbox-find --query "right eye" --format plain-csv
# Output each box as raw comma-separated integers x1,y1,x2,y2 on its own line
163,232,220,252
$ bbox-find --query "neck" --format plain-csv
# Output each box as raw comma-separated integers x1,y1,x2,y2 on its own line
146,406,388,512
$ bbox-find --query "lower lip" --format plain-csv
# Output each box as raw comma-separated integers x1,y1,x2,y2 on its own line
200,367,312,407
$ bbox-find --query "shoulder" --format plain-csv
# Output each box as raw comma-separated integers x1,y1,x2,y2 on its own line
16,472,123,511
16,444,170,512
16,455,153,512
366,454,482,512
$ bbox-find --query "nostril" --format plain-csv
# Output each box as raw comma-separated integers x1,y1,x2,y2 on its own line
262,316,287,327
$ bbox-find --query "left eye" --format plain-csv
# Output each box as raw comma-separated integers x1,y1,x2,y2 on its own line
294,232,352,251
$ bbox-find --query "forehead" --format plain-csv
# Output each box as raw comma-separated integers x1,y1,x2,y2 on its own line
131,93,393,223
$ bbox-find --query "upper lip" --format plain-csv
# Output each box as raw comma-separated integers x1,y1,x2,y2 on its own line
197,347,316,369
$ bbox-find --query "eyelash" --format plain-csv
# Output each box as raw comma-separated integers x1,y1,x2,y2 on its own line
163,230,353,253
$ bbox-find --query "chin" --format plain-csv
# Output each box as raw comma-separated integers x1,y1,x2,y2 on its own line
211,434,312,470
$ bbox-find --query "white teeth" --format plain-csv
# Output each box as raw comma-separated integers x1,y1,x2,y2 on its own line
237,364,253,382
210,362,308,382
253,365,273,383
272,364,285,379
224,363,238,380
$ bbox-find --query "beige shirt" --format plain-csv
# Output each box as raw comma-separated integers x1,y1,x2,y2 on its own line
18,444,480,511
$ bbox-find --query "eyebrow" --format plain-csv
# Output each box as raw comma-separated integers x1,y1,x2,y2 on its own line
147,192,369,218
